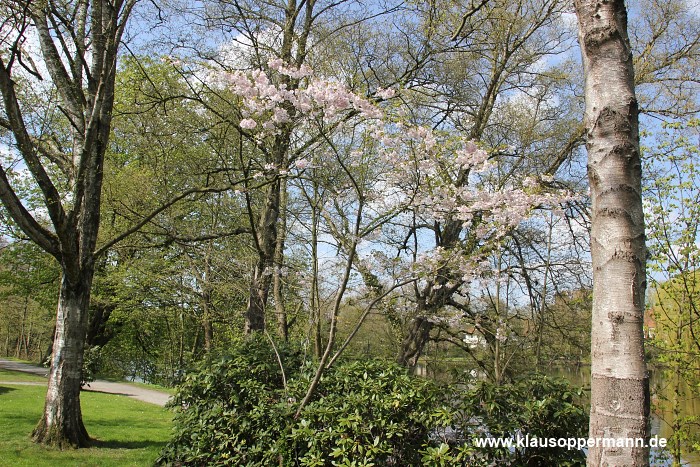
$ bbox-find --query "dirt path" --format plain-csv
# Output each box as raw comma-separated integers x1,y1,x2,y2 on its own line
0,358,171,407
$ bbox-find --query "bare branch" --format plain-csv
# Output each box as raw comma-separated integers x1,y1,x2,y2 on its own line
0,57,68,236
0,165,59,257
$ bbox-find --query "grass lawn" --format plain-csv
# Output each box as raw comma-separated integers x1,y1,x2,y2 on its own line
0,382,172,466
0,369,47,383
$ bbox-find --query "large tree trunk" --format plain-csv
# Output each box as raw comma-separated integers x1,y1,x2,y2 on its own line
32,269,93,448
574,1,650,465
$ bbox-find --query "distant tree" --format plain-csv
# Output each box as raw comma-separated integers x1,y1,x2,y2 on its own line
644,119,700,464
388,0,582,368
0,241,59,361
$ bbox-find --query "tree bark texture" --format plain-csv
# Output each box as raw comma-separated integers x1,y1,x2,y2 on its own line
396,315,434,368
32,271,93,448
244,177,280,334
274,182,289,341
574,1,650,465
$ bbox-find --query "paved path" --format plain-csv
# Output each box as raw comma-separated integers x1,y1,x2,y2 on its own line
0,358,171,407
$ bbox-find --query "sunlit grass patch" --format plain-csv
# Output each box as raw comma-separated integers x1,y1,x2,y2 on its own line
0,383,171,466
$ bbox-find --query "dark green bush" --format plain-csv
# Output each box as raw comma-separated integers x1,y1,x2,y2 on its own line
157,335,303,465
443,374,589,466
288,360,448,466
157,337,447,466
157,338,588,466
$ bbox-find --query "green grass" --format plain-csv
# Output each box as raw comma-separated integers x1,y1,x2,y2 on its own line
0,383,172,466
0,368,47,383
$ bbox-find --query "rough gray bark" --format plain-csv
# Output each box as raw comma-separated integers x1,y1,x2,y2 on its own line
0,0,135,447
245,175,281,333
273,182,289,341
573,1,650,465
32,270,93,447
396,315,434,368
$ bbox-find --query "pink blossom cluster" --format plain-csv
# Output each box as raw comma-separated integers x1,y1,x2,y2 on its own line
375,87,396,100
372,126,575,236
411,247,493,285
213,62,575,308
347,124,577,299
267,58,313,79
220,60,383,135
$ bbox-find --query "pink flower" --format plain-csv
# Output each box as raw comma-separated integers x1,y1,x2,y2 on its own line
272,108,290,124
239,118,257,130
294,158,310,169
376,87,396,99
268,58,284,71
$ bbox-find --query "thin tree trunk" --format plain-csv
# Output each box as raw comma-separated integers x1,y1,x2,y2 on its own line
24,320,33,360
202,241,214,351
310,179,323,358
244,176,281,334
274,181,289,341
535,216,554,371
574,1,650,465
32,271,92,448
202,307,214,352
17,296,28,358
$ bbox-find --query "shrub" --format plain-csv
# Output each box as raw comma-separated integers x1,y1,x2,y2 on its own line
157,338,587,466
157,338,446,466
288,360,448,466
445,374,589,466
157,335,303,465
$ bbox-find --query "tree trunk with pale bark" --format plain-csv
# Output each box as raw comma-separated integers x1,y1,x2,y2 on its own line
32,269,94,448
574,1,650,465
0,0,135,447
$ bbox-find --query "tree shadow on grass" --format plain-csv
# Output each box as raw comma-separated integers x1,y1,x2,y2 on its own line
0,386,17,395
91,438,167,450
